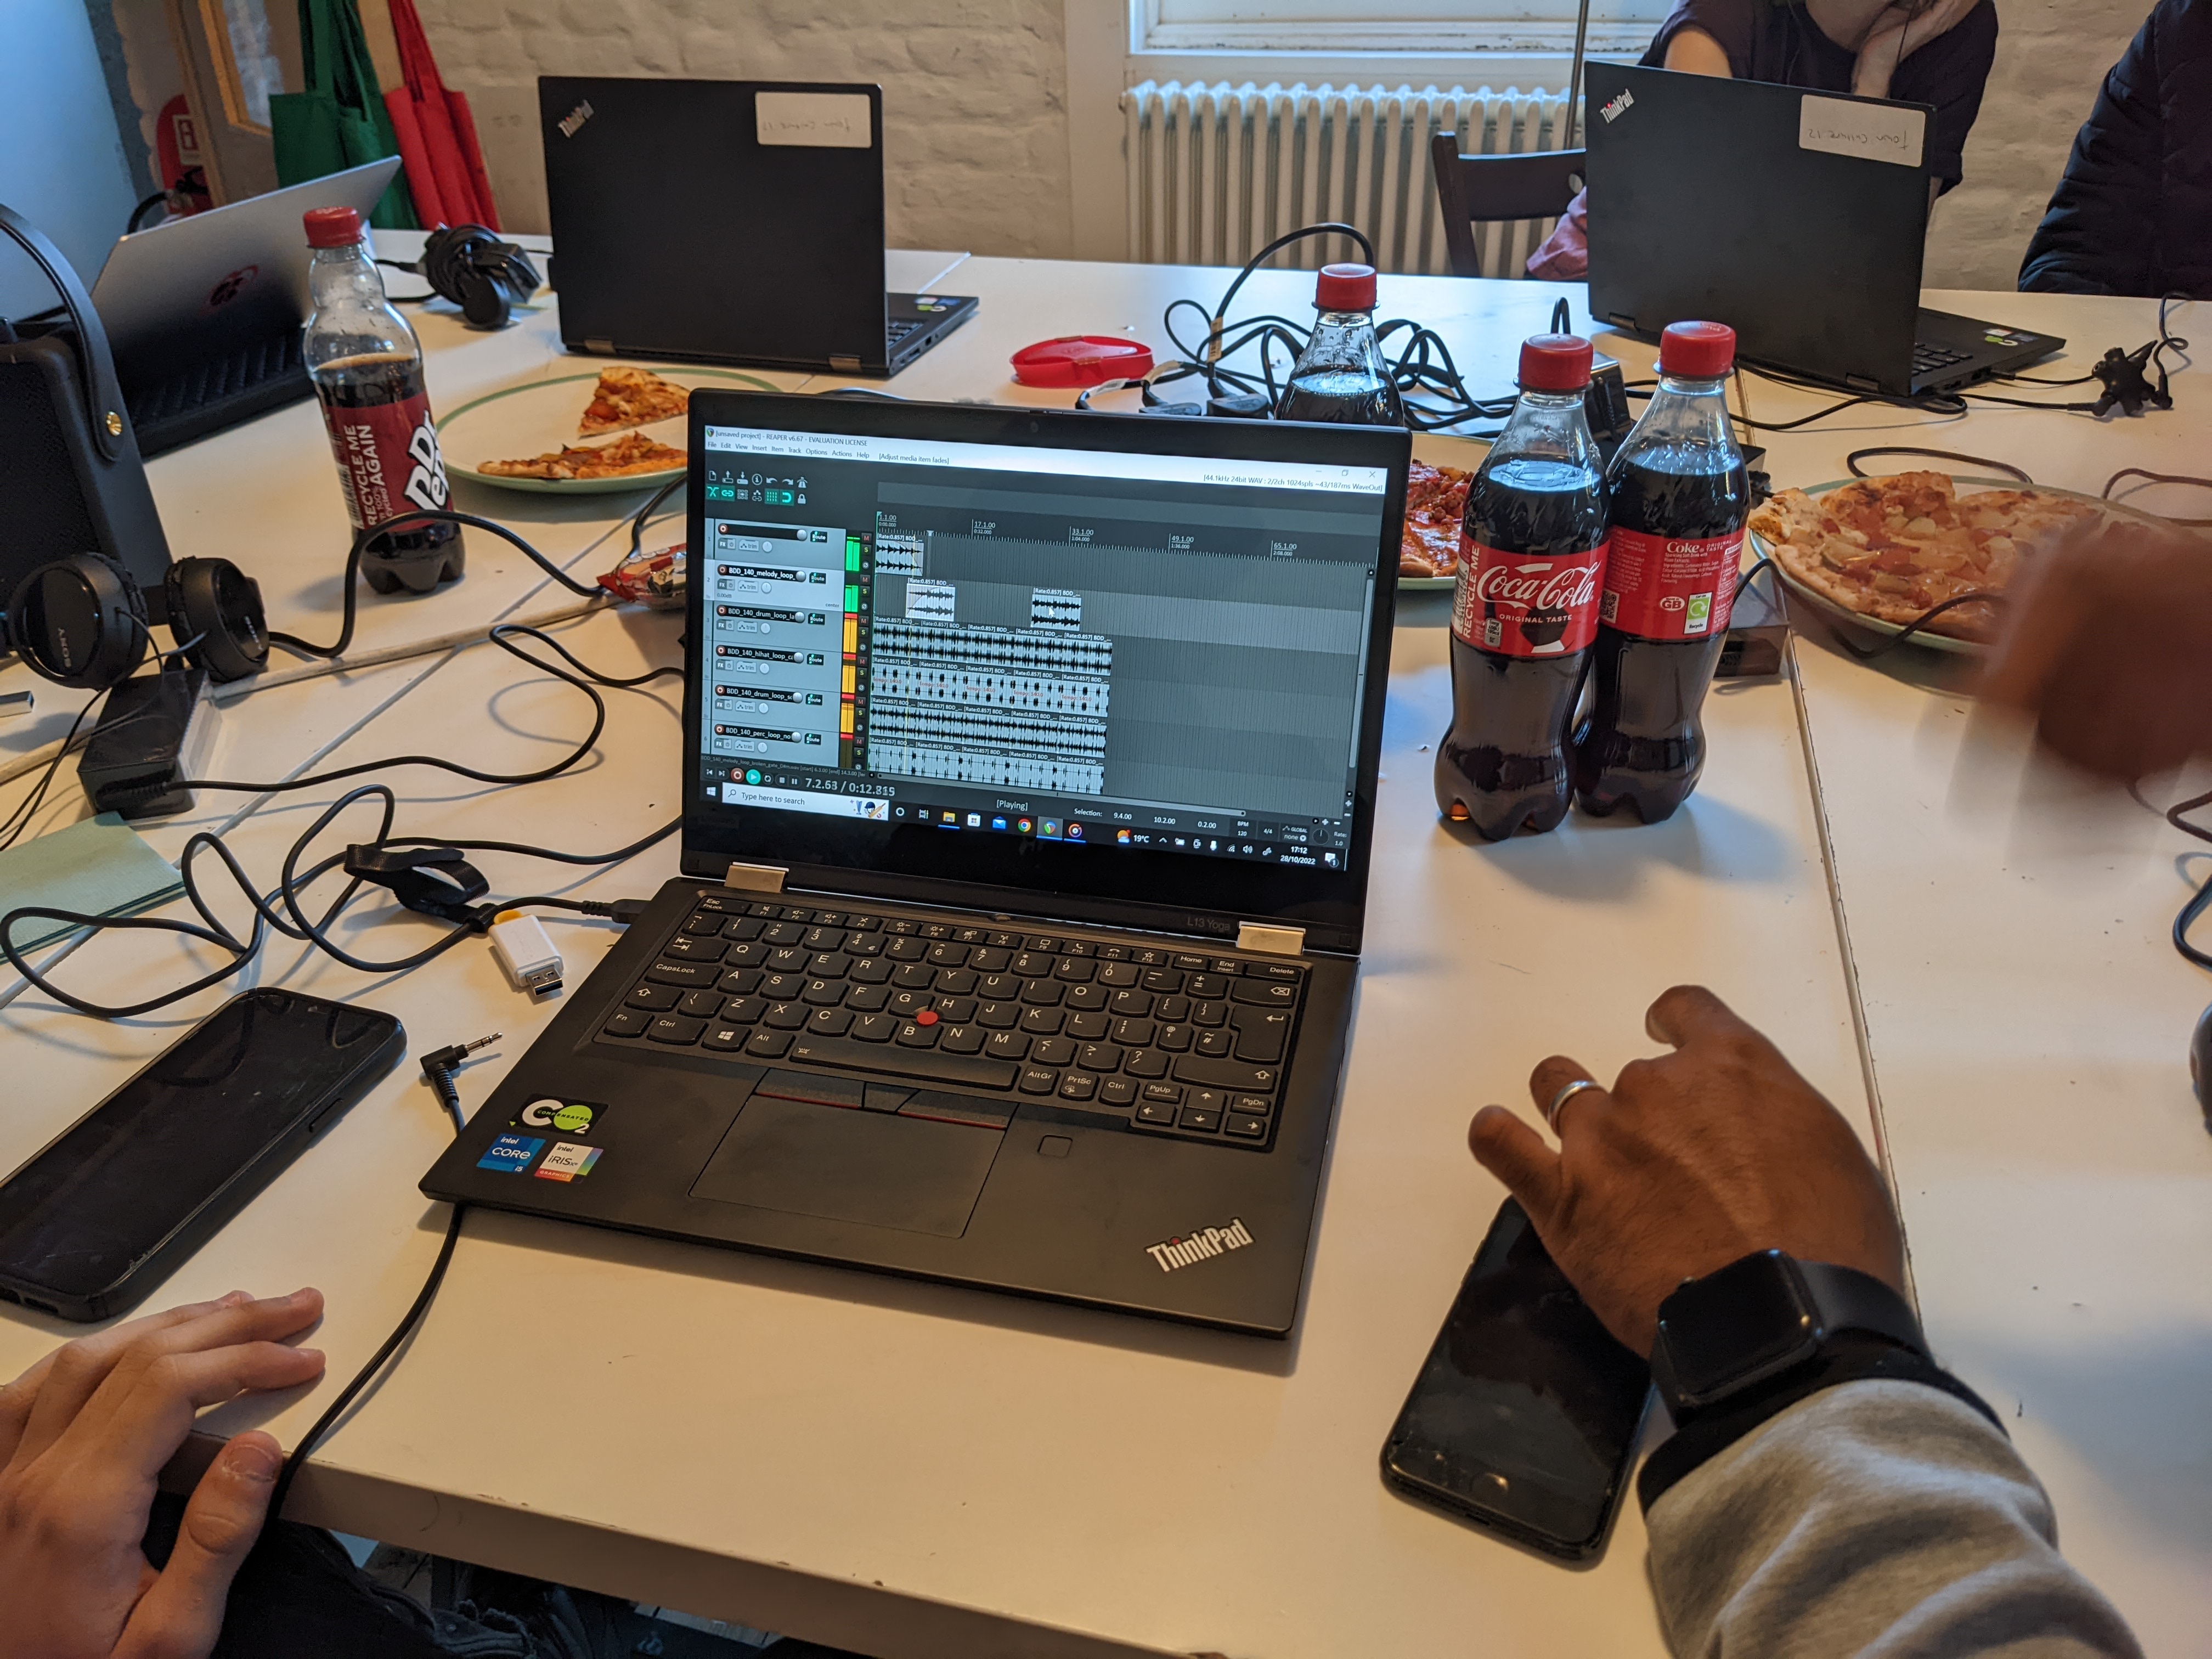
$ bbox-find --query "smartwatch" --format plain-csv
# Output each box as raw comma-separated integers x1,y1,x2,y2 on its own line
1649,1250,1925,1419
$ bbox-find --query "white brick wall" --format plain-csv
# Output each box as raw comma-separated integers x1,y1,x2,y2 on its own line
1929,0,2151,289
414,0,1073,255
418,0,2155,291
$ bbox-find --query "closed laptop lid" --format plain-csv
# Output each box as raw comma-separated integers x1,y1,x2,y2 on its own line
1585,64,1929,387
540,77,889,370
680,394,1410,956
91,158,400,381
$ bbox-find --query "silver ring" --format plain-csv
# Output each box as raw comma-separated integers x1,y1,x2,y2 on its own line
1544,1077,1601,1132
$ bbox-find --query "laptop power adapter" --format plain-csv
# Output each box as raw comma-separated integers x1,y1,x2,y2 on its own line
77,667,221,820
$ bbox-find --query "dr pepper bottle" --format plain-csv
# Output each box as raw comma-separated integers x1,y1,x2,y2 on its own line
1573,320,1751,824
301,205,463,595
1436,334,1609,839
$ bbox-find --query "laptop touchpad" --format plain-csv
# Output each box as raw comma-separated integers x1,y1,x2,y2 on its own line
691,1094,1002,1238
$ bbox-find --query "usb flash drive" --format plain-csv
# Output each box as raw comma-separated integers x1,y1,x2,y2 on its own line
488,910,562,999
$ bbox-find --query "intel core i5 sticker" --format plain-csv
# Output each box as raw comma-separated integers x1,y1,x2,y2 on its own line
535,1142,602,1182
515,1098,605,1138
478,1134,544,1173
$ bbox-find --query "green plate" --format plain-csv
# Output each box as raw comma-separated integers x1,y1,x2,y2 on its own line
441,366,791,494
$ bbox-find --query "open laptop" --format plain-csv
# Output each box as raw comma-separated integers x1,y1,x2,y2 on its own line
1584,64,2061,397
539,78,978,377
89,159,401,456
422,394,1408,1336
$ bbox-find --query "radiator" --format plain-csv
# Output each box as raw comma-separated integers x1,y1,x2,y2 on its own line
1121,81,1575,279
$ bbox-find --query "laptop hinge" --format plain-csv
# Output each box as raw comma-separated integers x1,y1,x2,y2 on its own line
829,355,862,371
584,338,615,355
1236,922,1305,957
722,862,789,894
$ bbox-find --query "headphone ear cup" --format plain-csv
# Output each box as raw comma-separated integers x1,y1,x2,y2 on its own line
162,557,268,683
4,554,147,690
456,263,510,328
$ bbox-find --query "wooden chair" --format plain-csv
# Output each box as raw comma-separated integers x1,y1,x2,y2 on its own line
1430,133,1587,279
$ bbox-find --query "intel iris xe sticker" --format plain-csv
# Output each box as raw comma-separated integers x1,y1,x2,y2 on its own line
479,1134,543,1173
515,1098,604,1138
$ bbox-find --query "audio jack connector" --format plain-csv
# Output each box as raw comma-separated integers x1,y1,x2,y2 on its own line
420,1034,501,1131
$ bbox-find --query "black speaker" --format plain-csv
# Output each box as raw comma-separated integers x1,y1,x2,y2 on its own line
0,203,171,623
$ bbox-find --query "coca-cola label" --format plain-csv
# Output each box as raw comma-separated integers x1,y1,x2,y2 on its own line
1451,535,1605,658
1599,527,1742,640
319,391,449,532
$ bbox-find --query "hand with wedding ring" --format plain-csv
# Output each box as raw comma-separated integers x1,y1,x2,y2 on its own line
1468,986,1905,1356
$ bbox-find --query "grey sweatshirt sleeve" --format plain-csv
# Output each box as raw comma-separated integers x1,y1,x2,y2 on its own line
1644,1381,2141,1659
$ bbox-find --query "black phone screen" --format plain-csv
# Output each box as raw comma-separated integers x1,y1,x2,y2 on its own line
0,990,398,1302
1382,1198,1651,1558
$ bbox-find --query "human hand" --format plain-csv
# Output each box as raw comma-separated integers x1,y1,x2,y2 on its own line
0,1289,325,1659
1466,987,1903,1356
1980,517,2212,780
1852,0,1979,97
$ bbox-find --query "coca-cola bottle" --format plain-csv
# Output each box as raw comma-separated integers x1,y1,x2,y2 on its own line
1435,334,1609,839
301,205,463,595
1573,320,1751,823
1275,263,1404,425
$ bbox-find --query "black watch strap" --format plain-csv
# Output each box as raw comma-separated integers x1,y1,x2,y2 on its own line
1638,1333,2005,1514
1797,1259,1927,1355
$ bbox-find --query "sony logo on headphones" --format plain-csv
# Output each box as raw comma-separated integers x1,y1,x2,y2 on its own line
557,100,595,139
1601,89,1635,124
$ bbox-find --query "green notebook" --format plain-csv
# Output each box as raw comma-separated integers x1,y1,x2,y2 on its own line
0,814,184,954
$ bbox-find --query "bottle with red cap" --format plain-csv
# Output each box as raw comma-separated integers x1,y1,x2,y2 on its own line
301,205,463,594
1435,334,1609,839
1274,263,1403,425
1573,319,1751,823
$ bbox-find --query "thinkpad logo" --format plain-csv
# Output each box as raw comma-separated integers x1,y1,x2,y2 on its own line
557,100,595,138
1601,89,1634,123
1147,1218,1254,1273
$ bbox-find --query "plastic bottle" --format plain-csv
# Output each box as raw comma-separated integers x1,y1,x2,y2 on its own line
1435,334,1609,839
301,205,463,595
1274,263,1404,425
1573,320,1751,824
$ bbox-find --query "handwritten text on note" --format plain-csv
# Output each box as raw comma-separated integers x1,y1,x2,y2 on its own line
1798,95,1926,168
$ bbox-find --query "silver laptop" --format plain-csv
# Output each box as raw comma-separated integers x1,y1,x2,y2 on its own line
91,159,400,455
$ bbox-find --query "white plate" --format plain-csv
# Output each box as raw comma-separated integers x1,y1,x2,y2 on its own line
1751,475,2132,658
441,366,788,495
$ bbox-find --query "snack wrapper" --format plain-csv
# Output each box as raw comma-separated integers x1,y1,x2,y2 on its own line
597,542,686,609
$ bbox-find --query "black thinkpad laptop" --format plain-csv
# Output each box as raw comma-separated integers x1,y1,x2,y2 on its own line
540,77,977,377
1585,64,2061,397
423,395,1408,1335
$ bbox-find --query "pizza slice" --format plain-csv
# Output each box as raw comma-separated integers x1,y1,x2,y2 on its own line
578,365,691,437
480,431,686,481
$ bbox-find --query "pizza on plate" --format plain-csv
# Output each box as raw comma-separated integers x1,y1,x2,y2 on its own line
1748,471,2097,641
578,365,691,437
479,431,686,481
1402,459,1472,578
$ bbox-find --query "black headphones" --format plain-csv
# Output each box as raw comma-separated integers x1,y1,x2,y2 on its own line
2,551,267,690
417,224,541,329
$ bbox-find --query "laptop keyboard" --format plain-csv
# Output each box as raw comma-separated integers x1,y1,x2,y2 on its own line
595,892,1307,1149
1911,341,1972,377
129,329,307,426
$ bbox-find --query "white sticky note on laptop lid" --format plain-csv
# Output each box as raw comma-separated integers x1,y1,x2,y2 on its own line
1798,94,1926,167
755,91,873,149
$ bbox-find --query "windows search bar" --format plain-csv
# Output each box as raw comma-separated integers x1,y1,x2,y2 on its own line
721,784,889,821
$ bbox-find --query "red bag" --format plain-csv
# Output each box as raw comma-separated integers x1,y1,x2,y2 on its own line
382,0,499,230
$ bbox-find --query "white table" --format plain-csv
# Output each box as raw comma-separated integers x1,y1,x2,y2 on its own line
2,257,2204,1657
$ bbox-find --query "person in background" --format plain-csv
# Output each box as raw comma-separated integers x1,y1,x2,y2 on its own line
1527,0,1998,280
2018,0,2212,300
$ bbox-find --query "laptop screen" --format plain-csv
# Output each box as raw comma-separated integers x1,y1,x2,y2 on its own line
680,396,1408,953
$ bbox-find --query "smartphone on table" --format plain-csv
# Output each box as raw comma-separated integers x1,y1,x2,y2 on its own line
0,989,404,1322
1381,1198,1652,1561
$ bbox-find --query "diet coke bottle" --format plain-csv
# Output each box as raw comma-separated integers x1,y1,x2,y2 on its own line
1435,334,1609,839
1573,320,1751,823
301,205,463,594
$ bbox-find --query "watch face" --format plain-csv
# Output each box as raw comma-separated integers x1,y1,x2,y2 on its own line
1658,1251,1819,1406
